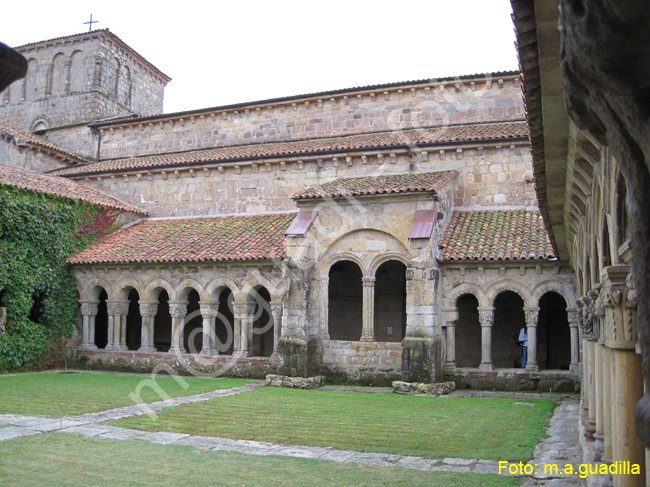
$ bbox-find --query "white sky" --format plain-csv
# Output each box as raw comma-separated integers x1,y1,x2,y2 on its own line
0,0,519,114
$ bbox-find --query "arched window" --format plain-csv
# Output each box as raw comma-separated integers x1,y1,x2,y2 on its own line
374,260,406,342
328,260,362,340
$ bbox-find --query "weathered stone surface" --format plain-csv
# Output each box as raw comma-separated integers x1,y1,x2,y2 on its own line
391,380,456,396
265,374,325,389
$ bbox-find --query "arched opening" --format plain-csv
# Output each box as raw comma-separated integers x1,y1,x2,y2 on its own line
28,292,46,324
538,292,571,370
183,289,202,354
374,260,406,342
251,286,273,357
493,291,526,368
215,288,234,354
0,289,7,334
51,53,66,95
328,260,362,341
95,289,109,349
153,289,171,352
125,289,141,351
455,294,481,367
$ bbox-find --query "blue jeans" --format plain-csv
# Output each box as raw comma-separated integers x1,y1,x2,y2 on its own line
521,346,527,368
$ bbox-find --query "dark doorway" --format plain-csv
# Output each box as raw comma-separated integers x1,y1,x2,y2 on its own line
125,289,141,351
252,286,273,357
153,290,172,352
455,294,481,367
215,289,234,354
183,289,202,354
374,261,406,342
493,291,525,368
328,260,363,340
538,292,571,370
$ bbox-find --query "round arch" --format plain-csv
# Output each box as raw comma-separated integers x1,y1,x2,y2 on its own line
444,282,489,308
79,278,113,301
113,276,144,300
368,252,409,277
485,278,534,307
174,278,205,302
203,276,241,303
142,277,174,302
530,278,577,309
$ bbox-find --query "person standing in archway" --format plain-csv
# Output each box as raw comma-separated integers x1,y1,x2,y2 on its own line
518,327,528,368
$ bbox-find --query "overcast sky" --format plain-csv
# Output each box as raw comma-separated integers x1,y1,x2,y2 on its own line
0,1,519,114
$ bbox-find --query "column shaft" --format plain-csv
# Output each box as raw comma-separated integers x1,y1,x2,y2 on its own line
445,323,456,368
524,307,540,371
478,307,494,371
360,278,375,342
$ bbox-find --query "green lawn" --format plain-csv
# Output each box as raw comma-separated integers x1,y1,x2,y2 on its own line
0,433,520,487
113,388,554,461
0,372,251,417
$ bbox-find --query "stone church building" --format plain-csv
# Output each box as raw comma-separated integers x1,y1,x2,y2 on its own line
4,5,650,483
0,29,580,389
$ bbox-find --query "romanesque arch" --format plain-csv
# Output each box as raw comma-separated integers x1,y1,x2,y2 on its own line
50,52,66,96
328,259,363,341
249,285,273,357
538,291,570,370
492,290,526,368
69,50,84,93
455,293,481,368
373,260,406,342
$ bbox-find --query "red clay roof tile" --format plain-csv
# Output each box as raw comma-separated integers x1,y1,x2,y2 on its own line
0,162,146,215
0,121,87,163
439,210,555,261
67,213,296,265
292,170,457,200
52,121,527,177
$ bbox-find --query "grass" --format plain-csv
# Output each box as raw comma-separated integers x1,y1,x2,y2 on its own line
0,372,251,417
0,433,521,487
113,388,555,461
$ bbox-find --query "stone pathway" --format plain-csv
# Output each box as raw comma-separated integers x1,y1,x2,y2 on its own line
0,383,583,484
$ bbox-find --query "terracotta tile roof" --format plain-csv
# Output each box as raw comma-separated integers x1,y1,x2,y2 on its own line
439,210,555,261
0,121,87,163
52,121,528,176
67,213,296,265
292,170,457,200
0,162,146,215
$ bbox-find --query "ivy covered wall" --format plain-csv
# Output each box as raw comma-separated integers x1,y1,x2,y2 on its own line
0,185,117,370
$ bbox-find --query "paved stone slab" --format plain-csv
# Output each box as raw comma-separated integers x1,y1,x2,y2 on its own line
0,426,42,441
138,431,190,444
347,453,400,468
319,450,357,462
176,435,231,450
10,417,57,428
395,456,437,471
275,446,329,459
0,414,34,425
34,420,88,432
443,457,476,466
98,428,148,441
60,425,119,437
430,465,472,473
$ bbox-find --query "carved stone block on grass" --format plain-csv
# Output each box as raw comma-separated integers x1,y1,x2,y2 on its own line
265,374,326,389
391,380,456,396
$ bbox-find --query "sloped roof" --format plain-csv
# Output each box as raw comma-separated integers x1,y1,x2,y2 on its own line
67,213,296,265
0,121,87,163
439,210,555,261
52,121,528,177
292,170,457,200
0,162,145,214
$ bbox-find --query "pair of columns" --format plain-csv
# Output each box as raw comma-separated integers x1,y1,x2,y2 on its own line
444,306,580,371
80,300,130,351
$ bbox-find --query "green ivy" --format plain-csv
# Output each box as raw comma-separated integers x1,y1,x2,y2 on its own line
0,185,111,371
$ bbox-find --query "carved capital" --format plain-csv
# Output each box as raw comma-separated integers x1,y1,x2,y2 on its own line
362,277,376,287
106,300,129,316
477,307,494,327
79,300,99,316
139,302,158,317
199,304,219,318
168,301,188,319
525,309,539,327
270,301,283,319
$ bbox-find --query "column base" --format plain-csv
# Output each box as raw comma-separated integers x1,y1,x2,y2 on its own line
569,363,581,374
167,346,185,354
525,363,540,372
479,362,494,371
79,343,97,351
360,336,374,342
445,361,457,373
200,348,217,356
116,345,127,352
138,346,157,353
104,344,115,351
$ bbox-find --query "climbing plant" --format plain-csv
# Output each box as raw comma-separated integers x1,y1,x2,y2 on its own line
0,185,118,370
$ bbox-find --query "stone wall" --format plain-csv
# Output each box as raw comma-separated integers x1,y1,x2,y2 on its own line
94,74,524,159
0,30,167,134
67,143,534,218
0,134,68,172
320,340,402,385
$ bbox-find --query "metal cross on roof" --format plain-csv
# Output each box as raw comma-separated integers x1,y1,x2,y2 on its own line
84,14,98,31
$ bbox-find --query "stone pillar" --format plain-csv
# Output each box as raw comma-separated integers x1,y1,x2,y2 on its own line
601,265,645,486
587,339,597,431
106,300,128,351
594,339,604,437
567,307,581,373
233,301,254,356
602,344,613,459
199,302,219,355
360,277,376,342
93,55,102,89
478,307,494,371
79,300,99,350
63,59,71,95
168,301,187,354
138,302,158,352
442,307,458,371
524,306,540,371
270,301,283,358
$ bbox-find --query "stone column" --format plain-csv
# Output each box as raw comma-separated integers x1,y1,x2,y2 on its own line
360,277,376,342
602,343,613,459
93,55,102,89
524,306,540,371
199,302,219,355
106,300,128,351
601,265,645,487
45,63,53,97
233,301,254,356
138,302,158,352
168,301,187,354
270,301,283,358
567,307,581,373
79,300,99,350
478,307,494,371
63,59,71,95
443,307,458,371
